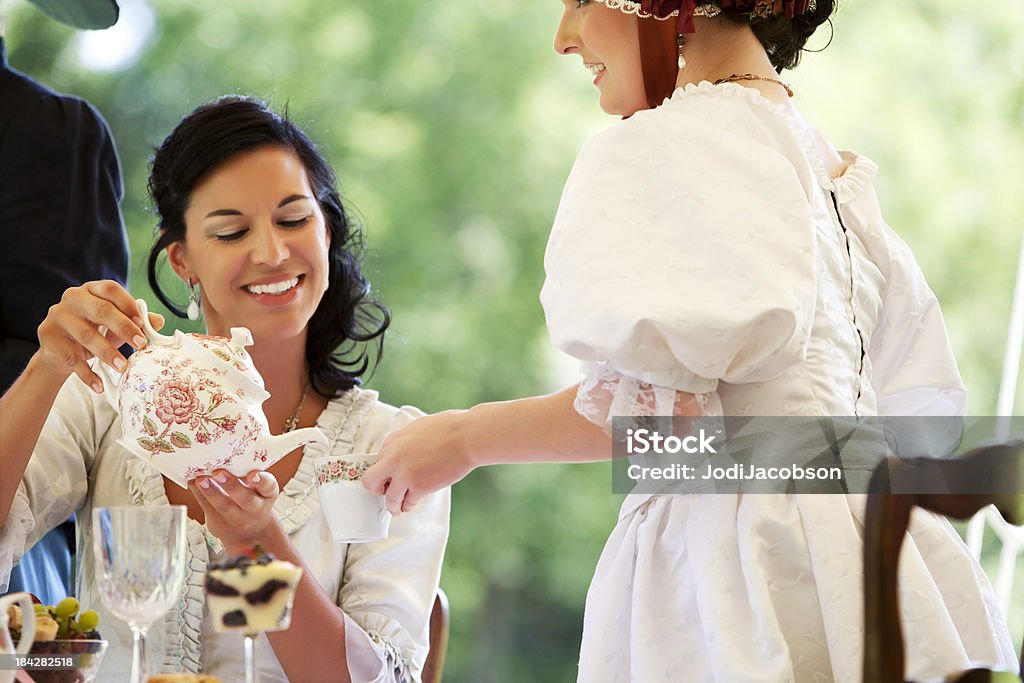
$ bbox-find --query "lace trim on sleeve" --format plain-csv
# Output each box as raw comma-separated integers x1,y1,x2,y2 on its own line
366,630,412,683
344,610,415,683
574,361,723,435
0,484,35,593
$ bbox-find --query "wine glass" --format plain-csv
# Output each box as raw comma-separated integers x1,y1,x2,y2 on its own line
92,506,187,683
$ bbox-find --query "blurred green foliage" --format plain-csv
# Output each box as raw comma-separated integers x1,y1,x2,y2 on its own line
5,0,1024,680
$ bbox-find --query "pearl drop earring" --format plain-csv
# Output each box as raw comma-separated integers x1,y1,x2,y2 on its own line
187,280,201,321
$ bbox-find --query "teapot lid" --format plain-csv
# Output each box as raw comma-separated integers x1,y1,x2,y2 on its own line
229,327,253,352
135,298,269,401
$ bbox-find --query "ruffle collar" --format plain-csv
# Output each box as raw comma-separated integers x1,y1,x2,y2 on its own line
667,80,879,204
270,386,378,539
829,152,879,204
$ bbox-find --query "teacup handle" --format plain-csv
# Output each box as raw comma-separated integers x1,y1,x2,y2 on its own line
0,592,36,655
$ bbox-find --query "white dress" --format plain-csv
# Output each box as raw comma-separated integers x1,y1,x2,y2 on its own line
0,378,449,683
541,81,1016,682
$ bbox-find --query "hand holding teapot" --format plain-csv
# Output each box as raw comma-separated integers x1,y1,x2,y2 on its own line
34,279,159,393
34,281,328,488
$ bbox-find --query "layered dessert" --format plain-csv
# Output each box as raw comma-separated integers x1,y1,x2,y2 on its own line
204,547,303,633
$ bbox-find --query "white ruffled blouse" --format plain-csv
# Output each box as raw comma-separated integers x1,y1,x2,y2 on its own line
0,377,449,682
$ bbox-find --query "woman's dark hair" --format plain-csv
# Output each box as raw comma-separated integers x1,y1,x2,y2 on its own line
146,95,389,399
725,0,837,72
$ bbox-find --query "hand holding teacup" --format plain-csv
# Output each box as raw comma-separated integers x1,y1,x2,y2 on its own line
315,453,391,543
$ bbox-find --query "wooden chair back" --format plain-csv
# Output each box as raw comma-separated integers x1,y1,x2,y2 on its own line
864,440,1024,682
423,588,450,683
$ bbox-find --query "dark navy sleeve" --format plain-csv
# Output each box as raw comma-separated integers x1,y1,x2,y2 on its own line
0,88,129,391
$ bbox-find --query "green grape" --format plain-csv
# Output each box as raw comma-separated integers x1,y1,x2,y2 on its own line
33,603,47,614
77,610,99,633
56,615,70,638
54,597,79,618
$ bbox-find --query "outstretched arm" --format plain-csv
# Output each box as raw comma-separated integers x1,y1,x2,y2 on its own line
362,385,612,514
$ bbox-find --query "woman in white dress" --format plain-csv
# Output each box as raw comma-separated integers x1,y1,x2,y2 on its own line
0,96,448,682
363,1,1017,681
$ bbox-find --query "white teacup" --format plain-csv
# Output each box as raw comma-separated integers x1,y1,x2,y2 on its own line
314,453,391,543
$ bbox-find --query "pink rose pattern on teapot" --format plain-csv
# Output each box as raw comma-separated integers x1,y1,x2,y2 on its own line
99,299,329,489
122,338,257,465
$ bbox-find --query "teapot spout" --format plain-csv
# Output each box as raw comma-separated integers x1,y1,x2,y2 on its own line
258,426,330,461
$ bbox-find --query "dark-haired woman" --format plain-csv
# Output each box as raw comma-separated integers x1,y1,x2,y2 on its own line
363,1,1015,680
0,96,448,682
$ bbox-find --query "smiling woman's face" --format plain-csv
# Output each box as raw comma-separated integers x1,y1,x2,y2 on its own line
554,0,647,116
167,144,331,341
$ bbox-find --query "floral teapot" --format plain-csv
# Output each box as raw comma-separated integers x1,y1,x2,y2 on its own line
98,299,329,488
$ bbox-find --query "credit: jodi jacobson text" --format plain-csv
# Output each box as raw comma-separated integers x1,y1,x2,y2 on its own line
626,463,844,482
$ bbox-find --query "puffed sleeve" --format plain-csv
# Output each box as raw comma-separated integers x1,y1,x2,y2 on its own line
863,224,968,460
340,405,450,683
541,112,817,402
0,370,113,591
868,225,967,418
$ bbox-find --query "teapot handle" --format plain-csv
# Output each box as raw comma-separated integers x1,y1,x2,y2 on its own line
95,298,171,412
135,299,174,345
94,359,122,413
0,592,36,655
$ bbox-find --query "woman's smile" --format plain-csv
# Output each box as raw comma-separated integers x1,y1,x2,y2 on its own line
554,1,647,116
169,145,332,340
242,273,305,306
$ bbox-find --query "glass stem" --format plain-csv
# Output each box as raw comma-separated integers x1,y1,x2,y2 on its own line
244,632,259,683
129,626,148,683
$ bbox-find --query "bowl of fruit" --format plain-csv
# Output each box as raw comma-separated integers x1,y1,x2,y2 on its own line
5,597,107,683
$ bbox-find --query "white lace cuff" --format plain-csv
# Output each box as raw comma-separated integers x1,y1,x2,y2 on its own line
0,484,35,593
574,361,723,436
344,610,415,683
